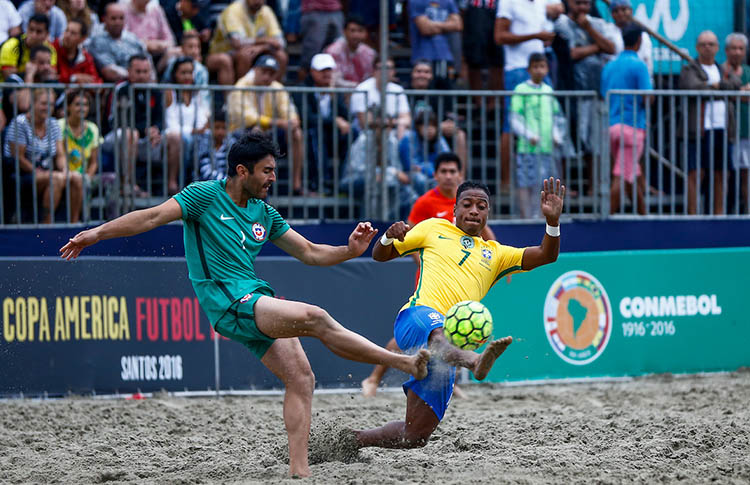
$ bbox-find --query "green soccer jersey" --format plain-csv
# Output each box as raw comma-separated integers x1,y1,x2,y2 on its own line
173,180,290,324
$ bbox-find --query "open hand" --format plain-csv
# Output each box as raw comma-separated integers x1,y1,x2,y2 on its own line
59,228,100,260
385,221,410,241
540,177,565,224
348,221,378,256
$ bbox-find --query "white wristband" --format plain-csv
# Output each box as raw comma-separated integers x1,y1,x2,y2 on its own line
380,234,395,246
546,223,560,237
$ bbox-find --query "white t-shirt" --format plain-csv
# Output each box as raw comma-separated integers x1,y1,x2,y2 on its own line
497,0,554,71
0,1,22,45
349,77,411,118
701,63,726,130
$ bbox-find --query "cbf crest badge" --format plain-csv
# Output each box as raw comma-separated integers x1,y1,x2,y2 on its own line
460,236,475,249
251,223,267,242
481,248,492,261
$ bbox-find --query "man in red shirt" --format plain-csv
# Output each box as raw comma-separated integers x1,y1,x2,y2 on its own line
362,152,496,397
53,17,101,84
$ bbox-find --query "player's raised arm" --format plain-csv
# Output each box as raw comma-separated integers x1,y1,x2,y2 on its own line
272,222,379,266
522,177,565,270
373,221,410,262
59,198,183,260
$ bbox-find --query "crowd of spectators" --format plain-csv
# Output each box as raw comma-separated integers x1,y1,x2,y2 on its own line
0,0,748,224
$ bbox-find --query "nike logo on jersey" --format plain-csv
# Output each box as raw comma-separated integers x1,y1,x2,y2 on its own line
220,214,234,220
436,211,449,217
437,235,452,240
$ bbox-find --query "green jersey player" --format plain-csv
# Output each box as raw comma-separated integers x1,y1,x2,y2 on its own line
60,131,430,478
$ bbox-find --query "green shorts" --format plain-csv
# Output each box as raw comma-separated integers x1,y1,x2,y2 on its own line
214,292,275,359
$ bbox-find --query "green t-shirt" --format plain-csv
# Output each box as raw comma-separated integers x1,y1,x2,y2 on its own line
739,65,750,138
173,180,290,324
510,81,559,154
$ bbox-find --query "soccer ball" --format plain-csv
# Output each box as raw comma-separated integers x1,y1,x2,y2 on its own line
443,300,493,351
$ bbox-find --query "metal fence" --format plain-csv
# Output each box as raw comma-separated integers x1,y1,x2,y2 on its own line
1,82,749,227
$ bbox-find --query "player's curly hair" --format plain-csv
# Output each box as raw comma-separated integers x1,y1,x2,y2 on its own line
456,181,491,201
227,130,282,177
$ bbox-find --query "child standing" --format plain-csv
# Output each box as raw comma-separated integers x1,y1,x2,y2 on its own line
510,52,563,218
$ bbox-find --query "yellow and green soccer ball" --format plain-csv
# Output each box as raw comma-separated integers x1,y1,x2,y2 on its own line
443,300,493,351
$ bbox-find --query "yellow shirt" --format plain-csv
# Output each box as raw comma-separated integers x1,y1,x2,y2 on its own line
209,2,282,55
394,218,526,315
0,36,57,77
226,69,299,131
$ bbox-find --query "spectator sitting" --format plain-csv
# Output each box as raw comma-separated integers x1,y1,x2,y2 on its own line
409,60,467,173
608,0,653,81
161,31,210,108
679,30,741,215
349,57,411,139
164,0,212,46
4,88,80,223
53,16,101,84
293,53,350,193
57,0,99,35
510,52,564,218
121,0,174,66
324,14,374,89
298,0,342,80
0,13,57,80
58,90,103,200
87,2,149,82
207,0,288,85
18,0,67,40
0,0,22,44
463,0,503,94
408,0,462,78
226,55,304,193
347,0,395,49
103,54,164,197
724,32,750,213
399,107,450,197
26,44,58,82
196,110,232,180
341,107,411,219
165,56,210,194
601,24,652,215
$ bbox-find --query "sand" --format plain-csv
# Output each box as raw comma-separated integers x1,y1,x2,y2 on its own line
1,371,749,484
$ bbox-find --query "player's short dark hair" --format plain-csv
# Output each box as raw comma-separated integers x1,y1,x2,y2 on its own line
227,130,281,177
344,14,366,29
457,181,491,201
128,54,150,67
29,44,51,61
68,16,88,37
527,52,547,67
434,152,461,172
621,23,643,49
28,13,50,32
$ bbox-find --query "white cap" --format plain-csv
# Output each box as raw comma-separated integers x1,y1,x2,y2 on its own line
310,53,336,71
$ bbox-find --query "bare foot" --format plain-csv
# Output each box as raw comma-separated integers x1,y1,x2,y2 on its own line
472,336,512,381
361,376,378,398
452,384,468,399
409,349,431,380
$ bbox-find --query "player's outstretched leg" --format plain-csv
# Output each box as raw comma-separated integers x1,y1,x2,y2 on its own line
362,337,401,397
353,390,439,449
427,329,512,381
254,297,430,380
260,338,315,477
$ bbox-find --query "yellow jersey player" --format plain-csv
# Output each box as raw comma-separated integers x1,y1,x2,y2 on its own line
351,178,565,449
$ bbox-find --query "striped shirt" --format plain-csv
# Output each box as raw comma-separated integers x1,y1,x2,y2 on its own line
3,114,61,169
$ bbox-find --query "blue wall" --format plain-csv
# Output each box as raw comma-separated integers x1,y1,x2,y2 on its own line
2,219,749,257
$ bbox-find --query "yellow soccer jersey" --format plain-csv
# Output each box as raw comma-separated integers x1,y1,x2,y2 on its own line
394,218,526,315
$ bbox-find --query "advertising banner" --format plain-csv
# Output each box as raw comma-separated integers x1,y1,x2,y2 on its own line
481,247,749,382
597,0,734,73
0,257,415,396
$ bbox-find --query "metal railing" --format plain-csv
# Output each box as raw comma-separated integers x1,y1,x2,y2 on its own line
2,82,749,227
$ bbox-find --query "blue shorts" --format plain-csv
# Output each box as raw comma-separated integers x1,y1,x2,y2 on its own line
394,306,455,421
